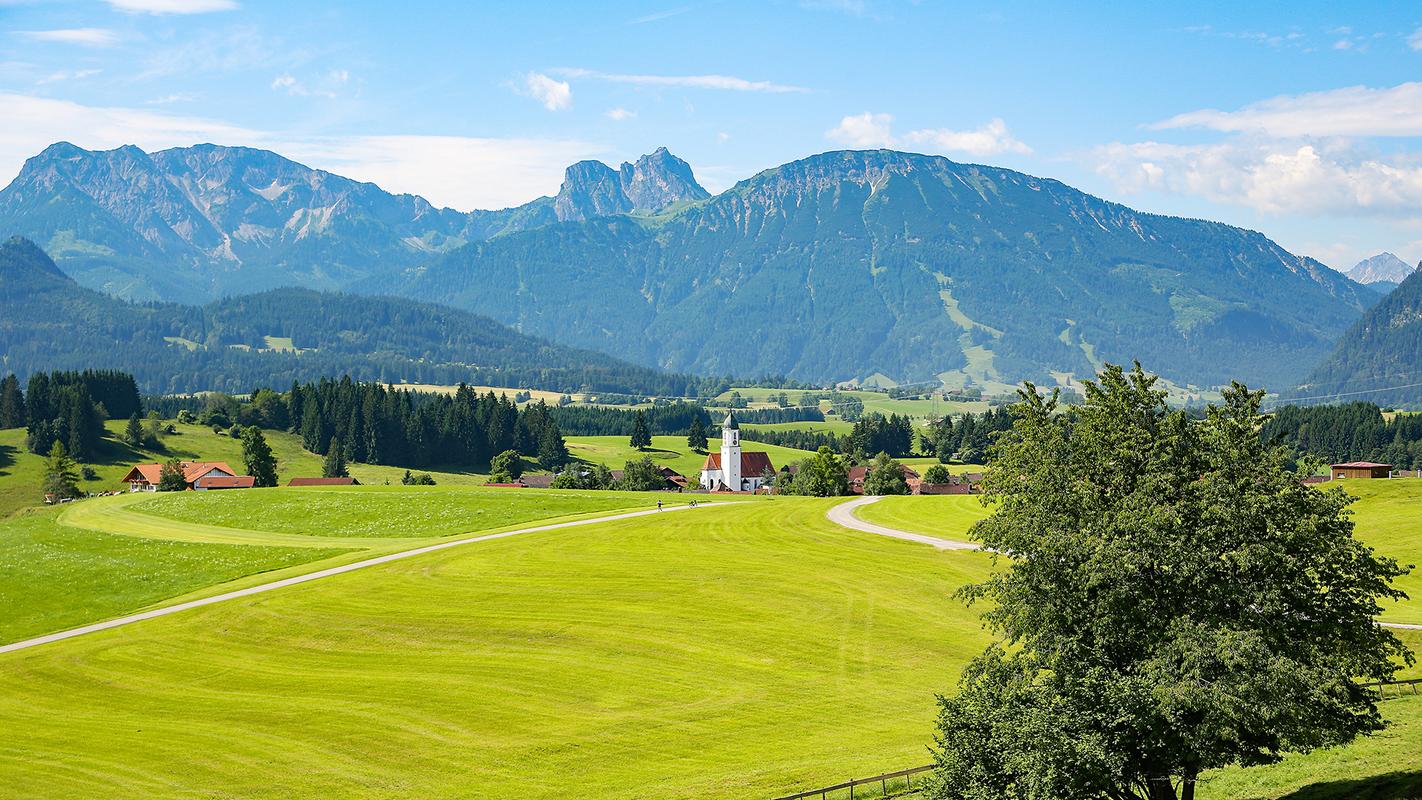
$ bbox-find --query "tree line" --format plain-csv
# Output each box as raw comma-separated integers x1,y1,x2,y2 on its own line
3,370,142,462
1260,402,1422,469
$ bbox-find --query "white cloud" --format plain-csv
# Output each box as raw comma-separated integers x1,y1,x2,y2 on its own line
1152,82,1422,137
524,72,572,111
903,119,1033,156
271,74,298,92
105,0,237,14
826,112,895,147
826,112,1032,156
0,91,605,212
554,68,809,94
18,28,119,47
717,131,730,143
1089,139,1422,217
146,92,199,104
604,107,636,121
627,6,691,25
269,70,349,99
1409,27,1422,51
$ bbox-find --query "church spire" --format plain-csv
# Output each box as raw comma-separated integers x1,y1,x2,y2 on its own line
722,410,739,430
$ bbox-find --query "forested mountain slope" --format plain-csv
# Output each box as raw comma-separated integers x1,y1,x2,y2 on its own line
0,237,711,395
1292,263,1422,408
390,150,1371,391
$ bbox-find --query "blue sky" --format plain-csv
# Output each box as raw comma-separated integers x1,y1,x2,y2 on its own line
2,0,1421,269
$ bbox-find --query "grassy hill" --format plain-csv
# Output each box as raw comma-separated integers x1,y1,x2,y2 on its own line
0,420,491,520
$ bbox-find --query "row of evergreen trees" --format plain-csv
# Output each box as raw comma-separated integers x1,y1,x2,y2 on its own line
920,407,1016,464
1260,402,1422,469
2,370,142,462
284,377,570,471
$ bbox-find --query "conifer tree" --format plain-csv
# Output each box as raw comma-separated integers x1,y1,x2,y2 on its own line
0,374,25,429
41,441,80,500
687,415,708,453
630,410,652,450
241,426,279,487
124,411,145,448
321,442,349,478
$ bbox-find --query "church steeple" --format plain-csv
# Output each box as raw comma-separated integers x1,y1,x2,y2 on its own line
721,411,742,490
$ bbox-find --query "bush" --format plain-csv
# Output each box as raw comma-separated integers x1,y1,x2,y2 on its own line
80,465,99,481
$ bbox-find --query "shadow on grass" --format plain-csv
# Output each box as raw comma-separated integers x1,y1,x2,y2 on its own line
1276,771,1422,800
0,441,14,476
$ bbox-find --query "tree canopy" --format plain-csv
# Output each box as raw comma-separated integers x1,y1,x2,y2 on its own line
930,364,1413,800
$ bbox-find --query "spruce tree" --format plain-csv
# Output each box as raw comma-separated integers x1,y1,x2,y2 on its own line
241,426,279,487
322,442,349,478
687,415,708,453
537,421,569,470
0,374,25,429
630,410,652,450
41,441,80,500
124,411,145,448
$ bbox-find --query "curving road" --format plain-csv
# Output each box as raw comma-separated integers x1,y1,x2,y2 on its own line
0,501,729,657
824,496,1421,633
825,495,980,551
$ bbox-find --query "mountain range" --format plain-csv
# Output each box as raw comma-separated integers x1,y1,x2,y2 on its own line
0,142,1383,393
1292,259,1422,408
1344,252,1416,291
0,235,713,396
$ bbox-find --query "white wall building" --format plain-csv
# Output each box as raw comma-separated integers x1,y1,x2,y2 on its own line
699,411,775,492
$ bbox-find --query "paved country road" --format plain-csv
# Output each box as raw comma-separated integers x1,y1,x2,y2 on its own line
824,496,1422,633
826,496,980,551
0,502,728,657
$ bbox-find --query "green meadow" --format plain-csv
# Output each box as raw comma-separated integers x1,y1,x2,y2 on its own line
2,436,1421,797
713,387,990,419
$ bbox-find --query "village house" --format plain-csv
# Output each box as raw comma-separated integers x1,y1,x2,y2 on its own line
848,463,921,495
120,461,252,492
700,412,775,492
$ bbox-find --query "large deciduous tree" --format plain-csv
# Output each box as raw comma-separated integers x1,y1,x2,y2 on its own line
930,364,1413,800
862,451,911,495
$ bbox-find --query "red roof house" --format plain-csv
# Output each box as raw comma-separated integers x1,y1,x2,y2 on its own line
120,461,239,492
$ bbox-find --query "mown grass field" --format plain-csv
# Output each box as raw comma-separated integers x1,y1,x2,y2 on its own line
0,486,674,647
3,459,1421,797
0,497,995,799
564,434,813,478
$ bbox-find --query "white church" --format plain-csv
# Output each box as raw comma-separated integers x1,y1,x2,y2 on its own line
699,411,775,492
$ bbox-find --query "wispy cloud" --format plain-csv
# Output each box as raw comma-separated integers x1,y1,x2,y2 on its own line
554,68,809,94
522,72,572,111
1408,27,1422,51
1151,82,1422,137
0,91,607,211
18,28,119,47
105,0,238,14
38,68,102,85
146,92,199,104
826,112,1032,157
604,107,636,121
271,69,349,98
627,6,691,25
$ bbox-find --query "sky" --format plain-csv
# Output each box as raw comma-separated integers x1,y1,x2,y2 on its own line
1,0,1421,270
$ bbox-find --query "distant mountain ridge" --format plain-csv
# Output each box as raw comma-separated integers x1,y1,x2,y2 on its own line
0,236,712,396
0,142,707,302
1292,259,1422,409
0,143,1376,391
381,149,1371,392
1345,252,1415,290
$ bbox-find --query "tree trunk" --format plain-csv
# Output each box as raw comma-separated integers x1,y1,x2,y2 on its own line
1181,772,1197,800
1147,776,1179,800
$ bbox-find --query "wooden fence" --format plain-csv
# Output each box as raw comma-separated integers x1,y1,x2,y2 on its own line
1362,677,1422,699
771,764,934,800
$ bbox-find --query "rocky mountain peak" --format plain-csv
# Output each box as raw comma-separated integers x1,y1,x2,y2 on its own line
553,148,707,222
1345,252,1416,285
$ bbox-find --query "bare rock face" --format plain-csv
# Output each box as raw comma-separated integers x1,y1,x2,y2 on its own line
553,147,709,221
1345,253,1416,286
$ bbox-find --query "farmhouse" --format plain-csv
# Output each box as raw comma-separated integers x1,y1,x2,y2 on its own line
848,463,920,494
120,461,249,492
1330,461,1392,480
700,412,775,492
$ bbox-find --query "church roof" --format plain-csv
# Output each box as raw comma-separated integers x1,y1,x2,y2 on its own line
701,451,775,476
722,410,739,430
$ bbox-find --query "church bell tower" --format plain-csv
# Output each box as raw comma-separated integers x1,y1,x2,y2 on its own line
721,411,741,491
